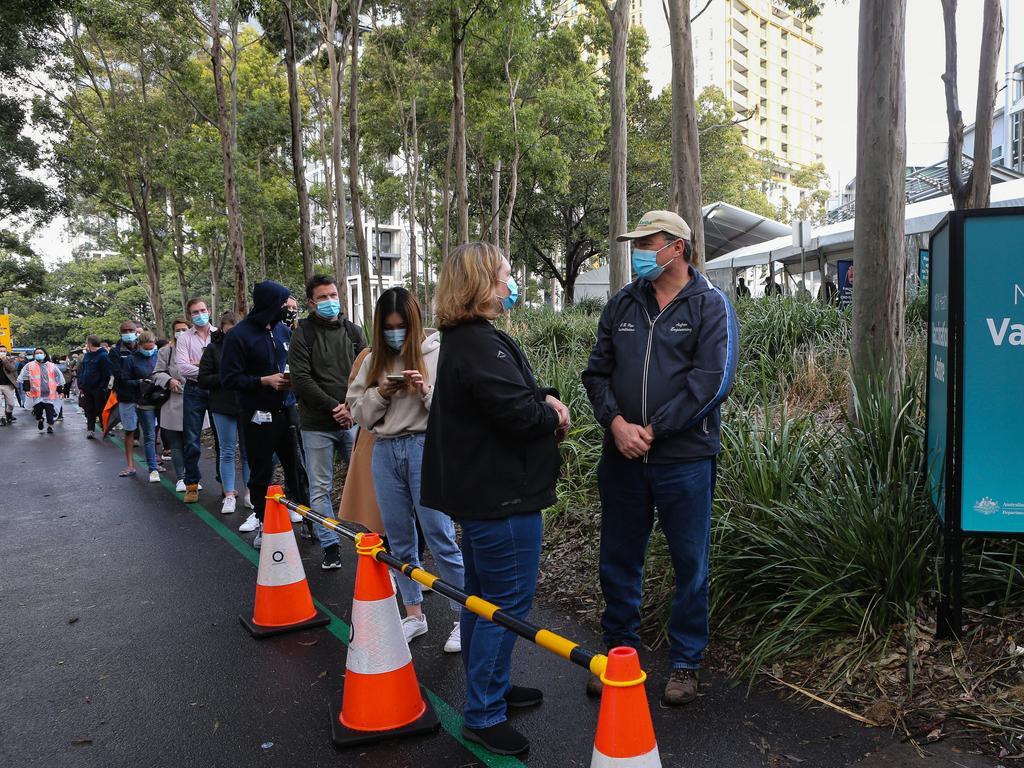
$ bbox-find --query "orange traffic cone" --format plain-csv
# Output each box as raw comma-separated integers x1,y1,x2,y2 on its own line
590,647,661,767
330,531,439,747
239,485,329,638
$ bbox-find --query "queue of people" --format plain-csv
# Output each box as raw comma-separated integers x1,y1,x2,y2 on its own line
2,207,737,758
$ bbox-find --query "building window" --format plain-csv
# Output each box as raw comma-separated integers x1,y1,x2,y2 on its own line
376,230,393,253
348,256,360,275
379,257,394,277
781,142,788,154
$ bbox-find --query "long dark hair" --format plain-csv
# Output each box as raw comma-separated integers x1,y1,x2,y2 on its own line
366,287,426,386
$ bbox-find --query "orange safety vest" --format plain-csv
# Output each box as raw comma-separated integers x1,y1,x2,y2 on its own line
28,361,61,401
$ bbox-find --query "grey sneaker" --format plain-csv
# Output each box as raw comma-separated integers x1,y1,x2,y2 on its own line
662,669,698,706
253,524,263,550
402,614,428,643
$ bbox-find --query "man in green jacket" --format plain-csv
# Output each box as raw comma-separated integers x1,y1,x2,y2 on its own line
289,274,367,569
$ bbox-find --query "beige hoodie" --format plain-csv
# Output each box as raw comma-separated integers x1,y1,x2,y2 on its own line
347,330,439,437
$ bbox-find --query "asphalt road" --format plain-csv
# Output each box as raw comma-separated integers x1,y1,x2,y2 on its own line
0,405,1000,768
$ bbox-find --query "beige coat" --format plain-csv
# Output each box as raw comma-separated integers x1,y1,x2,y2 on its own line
338,349,383,534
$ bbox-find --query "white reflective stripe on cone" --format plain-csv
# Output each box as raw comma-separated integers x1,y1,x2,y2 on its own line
255,531,306,588
346,596,413,675
590,746,662,768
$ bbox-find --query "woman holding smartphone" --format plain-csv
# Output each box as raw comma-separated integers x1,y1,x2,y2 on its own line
347,287,465,653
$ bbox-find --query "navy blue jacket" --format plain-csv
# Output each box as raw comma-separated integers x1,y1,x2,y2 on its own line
77,349,113,390
118,350,157,404
582,268,739,463
109,340,138,400
220,281,296,413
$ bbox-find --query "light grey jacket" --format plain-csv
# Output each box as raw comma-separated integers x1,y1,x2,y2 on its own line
153,343,185,431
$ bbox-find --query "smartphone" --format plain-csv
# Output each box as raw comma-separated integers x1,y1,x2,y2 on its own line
386,374,406,383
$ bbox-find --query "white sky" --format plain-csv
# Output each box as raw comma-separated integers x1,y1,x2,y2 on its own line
25,0,1024,264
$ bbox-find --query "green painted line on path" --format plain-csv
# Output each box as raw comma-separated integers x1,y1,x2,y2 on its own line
108,433,525,768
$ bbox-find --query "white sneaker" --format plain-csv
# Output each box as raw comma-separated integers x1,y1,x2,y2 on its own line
238,512,259,532
402,615,428,643
444,621,462,653
289,509,303,523
175,479,186,492
221,495,236,515
243,493,254,509
148,470,160,483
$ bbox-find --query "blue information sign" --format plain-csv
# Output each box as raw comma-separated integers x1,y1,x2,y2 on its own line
926,231,948,520
919,248,929,286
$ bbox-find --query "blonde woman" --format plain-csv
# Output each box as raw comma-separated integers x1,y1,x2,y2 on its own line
421,242,570,756
347,287,465,653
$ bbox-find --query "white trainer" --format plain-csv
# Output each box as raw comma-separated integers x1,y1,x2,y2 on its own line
243,492,254,509
444,621,462,653
221,495,236,515
148,470,160,483
238,512,259,532
289,510,303,523
175,479,186,492
402,615,428,643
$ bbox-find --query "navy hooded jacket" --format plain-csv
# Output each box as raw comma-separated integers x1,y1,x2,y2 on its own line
582,267,739,463
219,280,296,412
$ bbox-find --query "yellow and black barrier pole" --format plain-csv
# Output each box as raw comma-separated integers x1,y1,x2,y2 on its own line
270,493,610,681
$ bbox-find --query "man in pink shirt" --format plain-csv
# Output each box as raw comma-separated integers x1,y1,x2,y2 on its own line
176,297,213,503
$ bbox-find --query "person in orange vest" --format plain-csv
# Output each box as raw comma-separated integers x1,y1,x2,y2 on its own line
17,347,65,434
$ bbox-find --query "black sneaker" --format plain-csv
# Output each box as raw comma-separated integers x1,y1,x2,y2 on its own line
56,414,63,421
46,426,54,434
321,544,342,570
461,722,529,756
7,414,15,421
86,431,95,440
37,419,44,431
504,685,543,709
0,417,7,426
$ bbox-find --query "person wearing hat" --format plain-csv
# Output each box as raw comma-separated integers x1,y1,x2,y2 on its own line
763,271,783,296
581,209,739,707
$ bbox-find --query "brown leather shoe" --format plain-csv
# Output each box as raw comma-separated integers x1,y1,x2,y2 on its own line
662,669,698,706
183,483,199,504
585,674,603,698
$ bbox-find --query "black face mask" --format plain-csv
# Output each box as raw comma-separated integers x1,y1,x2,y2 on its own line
281,308,297,325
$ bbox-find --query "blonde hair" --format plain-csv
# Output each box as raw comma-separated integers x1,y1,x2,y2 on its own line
434,242,504,330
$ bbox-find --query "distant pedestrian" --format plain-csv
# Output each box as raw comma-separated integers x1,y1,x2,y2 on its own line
176,298,214,504
763,274,783,296
18,347,65,434
118,331,160,480
0,344,18,425
154,319,191,490
735,277,751,298
77,335,113,439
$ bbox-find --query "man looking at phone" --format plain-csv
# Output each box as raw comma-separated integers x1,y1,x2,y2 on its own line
221,280,306,549
288,275,367,569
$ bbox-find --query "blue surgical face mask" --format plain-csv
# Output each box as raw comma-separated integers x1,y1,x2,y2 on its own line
121,332,138,343
192,312,209,327
140,347,157,357
499,277,519,312
631,241,676,281
384,328,406,351
316,299,341,319
34,353,45,362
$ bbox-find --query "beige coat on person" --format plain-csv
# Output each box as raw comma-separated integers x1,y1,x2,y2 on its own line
338,348,384,534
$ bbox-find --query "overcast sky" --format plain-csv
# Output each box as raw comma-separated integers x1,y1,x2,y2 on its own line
26,0,1024,264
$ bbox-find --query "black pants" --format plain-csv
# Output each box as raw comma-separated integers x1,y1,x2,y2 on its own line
243,406,305,523
81,388,109,432
33,402,57,425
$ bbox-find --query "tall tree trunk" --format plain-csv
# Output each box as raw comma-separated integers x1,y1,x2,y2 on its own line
210,0,247,315
283,0,315,282
208,235,220,320
442,104,454,262
348,0,372,329
170,194,188,316
229,10,240,157
851,0,907,399
127,179,165,333
326,1,350,313
256,157,268,280
941,0,1003,210
489,157,502,246
667,0,705,270
407,96,419,294
451,7,469,245
603,1,630,292
502,59,521,257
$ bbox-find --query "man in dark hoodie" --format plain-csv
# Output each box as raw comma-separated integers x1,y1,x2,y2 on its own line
289,274,366,570
582,210,739,707
220,281,305,548
77,335,113,438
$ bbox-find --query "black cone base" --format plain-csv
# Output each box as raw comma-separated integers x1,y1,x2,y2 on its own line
330,686,441,747
239,608,330,639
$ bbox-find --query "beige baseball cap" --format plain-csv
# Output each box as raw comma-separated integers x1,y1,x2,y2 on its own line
616,210,692,242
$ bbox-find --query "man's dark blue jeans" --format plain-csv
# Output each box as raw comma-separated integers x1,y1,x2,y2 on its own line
597,449,714,670
182,383,210,485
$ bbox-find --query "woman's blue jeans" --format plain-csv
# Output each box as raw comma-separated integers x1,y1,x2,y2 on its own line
137,407,158,472
372,434,464,614
211,412,250,495
459,512,542,729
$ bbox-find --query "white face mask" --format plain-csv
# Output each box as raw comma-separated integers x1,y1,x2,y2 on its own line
0,351,6,359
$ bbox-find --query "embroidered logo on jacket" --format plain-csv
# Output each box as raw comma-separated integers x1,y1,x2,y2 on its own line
617,322,635,333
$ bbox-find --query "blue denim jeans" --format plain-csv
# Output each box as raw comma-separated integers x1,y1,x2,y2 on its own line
459,512,542,729
300,427,356,550
372,434,464,613
161,428,185,482
182,384,210,484
597,450,714,670
212,412,251,495
137,407,158,472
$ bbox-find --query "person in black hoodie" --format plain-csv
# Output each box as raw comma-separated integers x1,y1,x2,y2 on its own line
76,335,113,438
422,242,570,757
220,281,304,548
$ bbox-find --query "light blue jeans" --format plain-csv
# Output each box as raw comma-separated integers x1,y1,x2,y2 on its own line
372,433,464,614
301,426,357,550
211,412,251,495
137,407,158,472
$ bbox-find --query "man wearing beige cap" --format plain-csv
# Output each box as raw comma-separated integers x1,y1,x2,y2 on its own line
582,209,738,706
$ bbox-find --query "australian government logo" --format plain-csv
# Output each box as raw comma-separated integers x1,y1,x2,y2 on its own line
973,497,999,516
974,497,1024,517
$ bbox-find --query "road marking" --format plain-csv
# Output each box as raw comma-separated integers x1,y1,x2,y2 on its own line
108,434,525,768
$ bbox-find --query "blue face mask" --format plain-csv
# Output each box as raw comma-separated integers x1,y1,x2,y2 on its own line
631,242,676,281
500,277,519,312
384,329,406,351
192,312,209,327
121,332,138,343
316,299,341,319
34,353,45,362
140,347,157,357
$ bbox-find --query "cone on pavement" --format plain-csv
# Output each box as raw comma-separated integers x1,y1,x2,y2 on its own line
240,485,329,638
590,647,661,768
330,531,439,747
